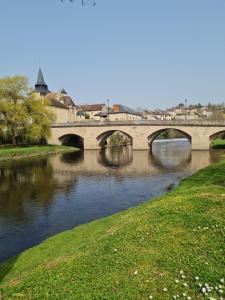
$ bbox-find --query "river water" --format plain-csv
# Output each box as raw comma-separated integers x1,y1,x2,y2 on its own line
0,140,224,262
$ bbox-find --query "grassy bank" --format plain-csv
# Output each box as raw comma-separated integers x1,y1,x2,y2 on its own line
0,161,225,299
0,145,77,161
211,138,225,149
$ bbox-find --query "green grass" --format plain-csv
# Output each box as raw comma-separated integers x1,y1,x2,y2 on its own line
211,138,225,149
0,145,77,161
0,161,225,299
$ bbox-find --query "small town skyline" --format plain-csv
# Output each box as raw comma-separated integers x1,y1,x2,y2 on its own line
31,66,225,118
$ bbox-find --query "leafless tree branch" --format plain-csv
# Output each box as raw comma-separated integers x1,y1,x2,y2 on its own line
61,0,96,6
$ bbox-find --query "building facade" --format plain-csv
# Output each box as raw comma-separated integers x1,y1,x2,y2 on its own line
32,68,85,123
80,104,108,120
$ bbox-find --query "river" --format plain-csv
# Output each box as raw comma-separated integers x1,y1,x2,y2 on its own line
0,140,224,262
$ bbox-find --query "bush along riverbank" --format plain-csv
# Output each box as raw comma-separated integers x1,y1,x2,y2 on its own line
0,160,225,299
0,145,77,161
211,138,225,149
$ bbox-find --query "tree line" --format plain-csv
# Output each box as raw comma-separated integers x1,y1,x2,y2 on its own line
0,76,55,146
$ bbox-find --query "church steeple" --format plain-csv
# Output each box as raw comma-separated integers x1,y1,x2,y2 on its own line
35,68,51,96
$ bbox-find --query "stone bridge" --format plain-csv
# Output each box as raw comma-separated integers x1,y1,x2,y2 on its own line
48,120,225,150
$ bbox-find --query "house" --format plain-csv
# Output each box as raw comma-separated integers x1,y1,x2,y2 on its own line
143,110,172,121
109,104,142,121
80,104,108,120
32,68,85,123
201,107,213,118
94,104,142,121
46,90,81,122
167,104,214,120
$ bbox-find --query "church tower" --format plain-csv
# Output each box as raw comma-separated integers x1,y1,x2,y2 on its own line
34,68,51,96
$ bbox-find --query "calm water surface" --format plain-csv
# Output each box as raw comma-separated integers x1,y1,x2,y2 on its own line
0,140,224,262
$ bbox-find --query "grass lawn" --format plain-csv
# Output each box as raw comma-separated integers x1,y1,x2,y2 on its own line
0,145,77,161
0,160,225,299
211,138,225,149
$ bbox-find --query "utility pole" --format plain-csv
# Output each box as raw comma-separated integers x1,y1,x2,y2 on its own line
107,99,110,121
185,99,188,121
107,99,110,113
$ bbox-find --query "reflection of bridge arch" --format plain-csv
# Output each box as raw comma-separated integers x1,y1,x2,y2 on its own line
149,140,191,170
60,151,84,164
96,130,133,148
98,146,133,168
59,134,84,149
148,128,192,151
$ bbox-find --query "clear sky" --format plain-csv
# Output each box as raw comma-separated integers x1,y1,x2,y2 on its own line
0,0,225,109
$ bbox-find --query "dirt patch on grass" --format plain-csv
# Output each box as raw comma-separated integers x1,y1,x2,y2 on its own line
1,277,22,289
44,253,82,271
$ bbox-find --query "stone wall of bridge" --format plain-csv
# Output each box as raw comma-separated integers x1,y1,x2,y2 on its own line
48,121,225,150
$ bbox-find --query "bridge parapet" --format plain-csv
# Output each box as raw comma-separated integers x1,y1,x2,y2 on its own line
52,120,225,128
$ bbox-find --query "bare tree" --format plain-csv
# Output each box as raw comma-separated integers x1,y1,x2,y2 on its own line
61,0,96,5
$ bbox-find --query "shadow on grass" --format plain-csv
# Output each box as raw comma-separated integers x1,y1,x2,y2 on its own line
0,255,19,284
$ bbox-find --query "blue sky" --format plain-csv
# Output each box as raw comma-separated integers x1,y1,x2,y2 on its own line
0,0,225,109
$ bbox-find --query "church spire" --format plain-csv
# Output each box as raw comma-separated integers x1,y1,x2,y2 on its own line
36,68,46,86
35,68,51,96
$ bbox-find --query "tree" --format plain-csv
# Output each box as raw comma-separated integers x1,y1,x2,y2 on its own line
209,109,225,122
61,0,96,6
0,76,56,145
0,76,29,145
178,102,184,107
108,131,130,146
24,95,56,144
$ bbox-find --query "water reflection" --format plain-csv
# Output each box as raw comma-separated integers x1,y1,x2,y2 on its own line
60,150,84,164
151,140,191,170
99,146,133,167
0,141,224,262
0,158,57,220
209,148,225,163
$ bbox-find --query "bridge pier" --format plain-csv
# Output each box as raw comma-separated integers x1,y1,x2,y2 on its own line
132,137,149,150
84,138,101,150
192,137,210,151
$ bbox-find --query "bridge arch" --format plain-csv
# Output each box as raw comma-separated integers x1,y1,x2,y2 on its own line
96,130,133,148
59,134,84,149
209,130,225,141
148,128,192,151
209,130,225,148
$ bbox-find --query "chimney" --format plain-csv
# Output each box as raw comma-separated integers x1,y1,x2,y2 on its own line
113,104,120,113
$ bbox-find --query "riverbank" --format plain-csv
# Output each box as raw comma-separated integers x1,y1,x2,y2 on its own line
0,145,77,161
211,138,225,149
0,160,225,299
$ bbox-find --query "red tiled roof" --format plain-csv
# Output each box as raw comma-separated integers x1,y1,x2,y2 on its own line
80,104,106,112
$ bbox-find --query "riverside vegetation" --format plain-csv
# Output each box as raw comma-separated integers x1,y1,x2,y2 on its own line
0,157,224,299
211,138,225,149
0,145,76,161
0,76,55,147
0,76,78,159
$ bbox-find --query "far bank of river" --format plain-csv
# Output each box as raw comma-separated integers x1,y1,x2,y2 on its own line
0,145,76,161
0,140,224,262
